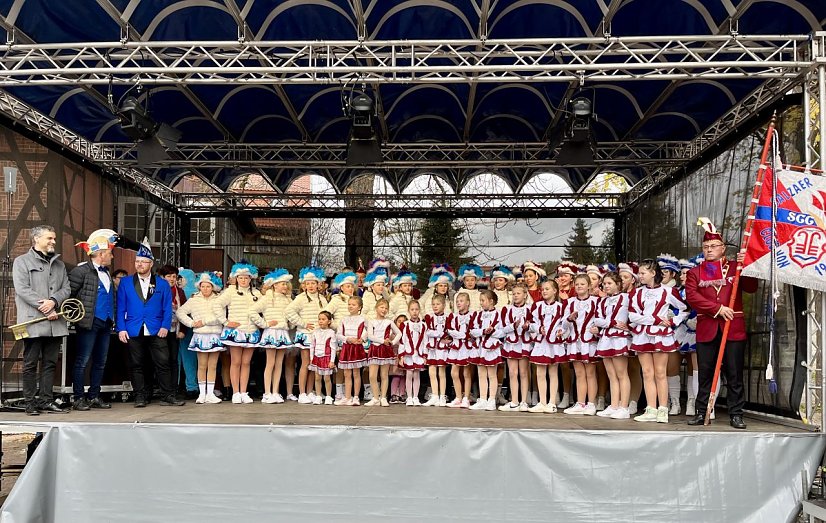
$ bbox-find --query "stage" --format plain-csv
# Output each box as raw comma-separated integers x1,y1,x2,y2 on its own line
0,404,822,523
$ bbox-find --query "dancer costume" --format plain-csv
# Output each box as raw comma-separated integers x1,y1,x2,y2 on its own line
367,317,401,365
563,295,600,362
214,263,262,347
499,302,534,359
593,293,632,358
455,264,484,312
528,300,567,364
398,318,427,370
628,285,689,353
176,272,225,353
324,271,359,330
285,265,328,350
389,269,417,321
337,314,368,369
255,269,294,350
424,311,450,366
446,310,475,366
490,266,515,311
421,267,455,315
308,328,337,376
362,259,391,320
469,308,504,366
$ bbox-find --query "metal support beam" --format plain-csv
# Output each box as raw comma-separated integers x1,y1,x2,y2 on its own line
179,214,191,268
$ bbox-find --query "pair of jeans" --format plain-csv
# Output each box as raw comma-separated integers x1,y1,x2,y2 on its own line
22,336,63,404
72,318,112,399
695,327,746,417
127,334,174,400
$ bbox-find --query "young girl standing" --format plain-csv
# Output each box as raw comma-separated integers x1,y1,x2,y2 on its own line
618,261,642,415
335,295,367,406
446,292,475,408
365,298,401,407
398,300,427,406
389,269,417,322
553,261,577,409
421,265,455,315
521,261,545,304
255,269,294,404
469,290,503,411
454,264,484,312
498,284,534,412
629,260,688,423
592,272,632,419
176,272,225,404
490,266,514,310
562,274,600,416
285,265,329,404
528,280,566,413
422,294,450,407
307,311,336,405
325,271,358,400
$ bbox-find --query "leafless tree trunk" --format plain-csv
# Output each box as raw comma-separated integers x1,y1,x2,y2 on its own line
344,175,374,269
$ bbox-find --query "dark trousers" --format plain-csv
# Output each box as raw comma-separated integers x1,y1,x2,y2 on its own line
166,332,179,392
695,327,746,417
22,336,62,404
127,334,173,400
73,318,112,399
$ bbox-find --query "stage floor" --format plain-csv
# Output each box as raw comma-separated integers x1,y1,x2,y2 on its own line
0,400,809,433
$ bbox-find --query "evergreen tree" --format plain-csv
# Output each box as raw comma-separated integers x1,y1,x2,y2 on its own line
563,218,598,265
596,225,615,263
415,217,473,279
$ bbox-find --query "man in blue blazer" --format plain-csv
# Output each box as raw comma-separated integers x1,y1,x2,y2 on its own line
116,241,185,407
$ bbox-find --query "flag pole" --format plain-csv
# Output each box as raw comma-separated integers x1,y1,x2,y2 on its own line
704,113,777,425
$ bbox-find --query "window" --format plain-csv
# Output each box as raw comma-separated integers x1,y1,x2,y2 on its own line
191,218,215,245
119,198,162,246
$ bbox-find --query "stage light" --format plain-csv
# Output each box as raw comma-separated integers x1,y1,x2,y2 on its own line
554,96,596,166
346,93,382,165
571,97,592,118
116,96,182,166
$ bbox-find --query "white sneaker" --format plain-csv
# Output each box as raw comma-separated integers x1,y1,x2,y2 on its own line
438,396,447,407
669,398,681,415
352,397,360,406
297,393,311,404
460,397,470,409
527,403,546,413
609,407,630,419
287,394,298,402
469,399,486,410
231,392,242,404
596,396,605,411
634,406,658,422
486,399,496,411
312,395,323,405
628,400,638,415
324,396,333,405
195,394,206,404
334,392,344,401
423,395,439,407
205,393,222,404
406,397,415,406
261,393,271,404
380,397,390,407
557,393,571,409
412,397,421,406
307,392,317,403
597,405,617,417
564,402,588,415
686,398,696,416
241,392,253,404
518,402,529,412
334,397,347,406
498,402,519,412
273,393,284,404
544,403,557,414
364,397,380,407
656,406,669,423
582,402,597,415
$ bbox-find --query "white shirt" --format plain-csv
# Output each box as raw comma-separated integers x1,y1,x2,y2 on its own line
138,274,152,335
92,262,111,292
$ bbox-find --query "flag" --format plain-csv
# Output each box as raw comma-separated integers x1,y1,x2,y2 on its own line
742,161,826,292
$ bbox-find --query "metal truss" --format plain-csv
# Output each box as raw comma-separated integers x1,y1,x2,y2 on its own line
99,141,686,169
0,35,809,86
175,192,625,218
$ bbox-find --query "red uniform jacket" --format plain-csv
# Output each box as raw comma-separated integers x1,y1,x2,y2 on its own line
685,259,758,343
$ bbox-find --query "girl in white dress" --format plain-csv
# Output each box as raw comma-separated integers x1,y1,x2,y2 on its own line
527,281,566,413
422,294,450,407
498,284,534,412
335,295,367,406
398,300,427,406
562,274,600,416
592,272,632,419
446,292,475,409
468,290,504,411
364,299,401,407
255,269,294,404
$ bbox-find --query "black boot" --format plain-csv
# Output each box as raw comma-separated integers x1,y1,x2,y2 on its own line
687,413,706,426
730,415,747,429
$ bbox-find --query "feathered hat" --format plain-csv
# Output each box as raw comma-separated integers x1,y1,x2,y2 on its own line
697,217,723,243
393,267,417,286
555,261,578,276
491,265,515,282
428,269,455,288
585,264,601,276
364,267,389,287
430,263,455,279
657,253,681,273
368,257,391,272
690,253,705,266
135,237,154,261
457,263,484,281
298,265,325,283
196,271,223,291
617,261,639,280
230,261,258,279
521,261,547,278
263,268,293,286
598,263,617,275
76,228,117,255
332,271,357,290
178,268,197,297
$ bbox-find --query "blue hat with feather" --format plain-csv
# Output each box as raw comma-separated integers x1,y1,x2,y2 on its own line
230,261,258,279
263,268,292,286
332,271,357,290
657,253,680,273
457,263,484,281
364,267,389,287
196,271,223,291
298,265,325,283
490,265,514,282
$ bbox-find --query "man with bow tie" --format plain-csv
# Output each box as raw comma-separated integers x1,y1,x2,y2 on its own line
69,229,119,411
116,240,184,407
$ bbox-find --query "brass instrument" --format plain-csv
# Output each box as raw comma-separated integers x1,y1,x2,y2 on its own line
10,298,86,340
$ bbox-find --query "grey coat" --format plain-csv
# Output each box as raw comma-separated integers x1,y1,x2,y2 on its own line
12,248,71,337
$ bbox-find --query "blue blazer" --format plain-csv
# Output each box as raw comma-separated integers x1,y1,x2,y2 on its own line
116,274,172,337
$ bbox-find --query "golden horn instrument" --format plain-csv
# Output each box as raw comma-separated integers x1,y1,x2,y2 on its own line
10,298,86,341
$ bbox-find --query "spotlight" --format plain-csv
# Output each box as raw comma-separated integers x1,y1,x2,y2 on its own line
554,97,596,166
570,97,592,118
345,93,382,165
116,96,182,166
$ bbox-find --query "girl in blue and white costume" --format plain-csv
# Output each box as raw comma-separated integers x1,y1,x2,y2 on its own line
324,271,359,401
213,262,263,404
285,265,328,404
176,271,225,404
676,255,701,416
255,269,294,404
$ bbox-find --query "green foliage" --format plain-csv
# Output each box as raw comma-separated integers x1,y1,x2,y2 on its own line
414,218,473,279
563,218,598,265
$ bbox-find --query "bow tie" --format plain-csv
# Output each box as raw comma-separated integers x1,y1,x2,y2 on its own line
97,266,109,272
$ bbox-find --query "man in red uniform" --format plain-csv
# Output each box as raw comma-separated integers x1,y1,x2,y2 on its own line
685,218,757,429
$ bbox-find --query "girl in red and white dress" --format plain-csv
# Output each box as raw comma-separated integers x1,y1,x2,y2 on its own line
629,260,688,424
422,293,450,407
398,300,427,406
468,290,504,411
554,261,579,409
618,261,642,415
562,274,600,416
307,311,336,405
592,272,632,420
335,295,367,406
498,284,534,412
446,292,475,408
365,299,401,407
527,280,566,413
